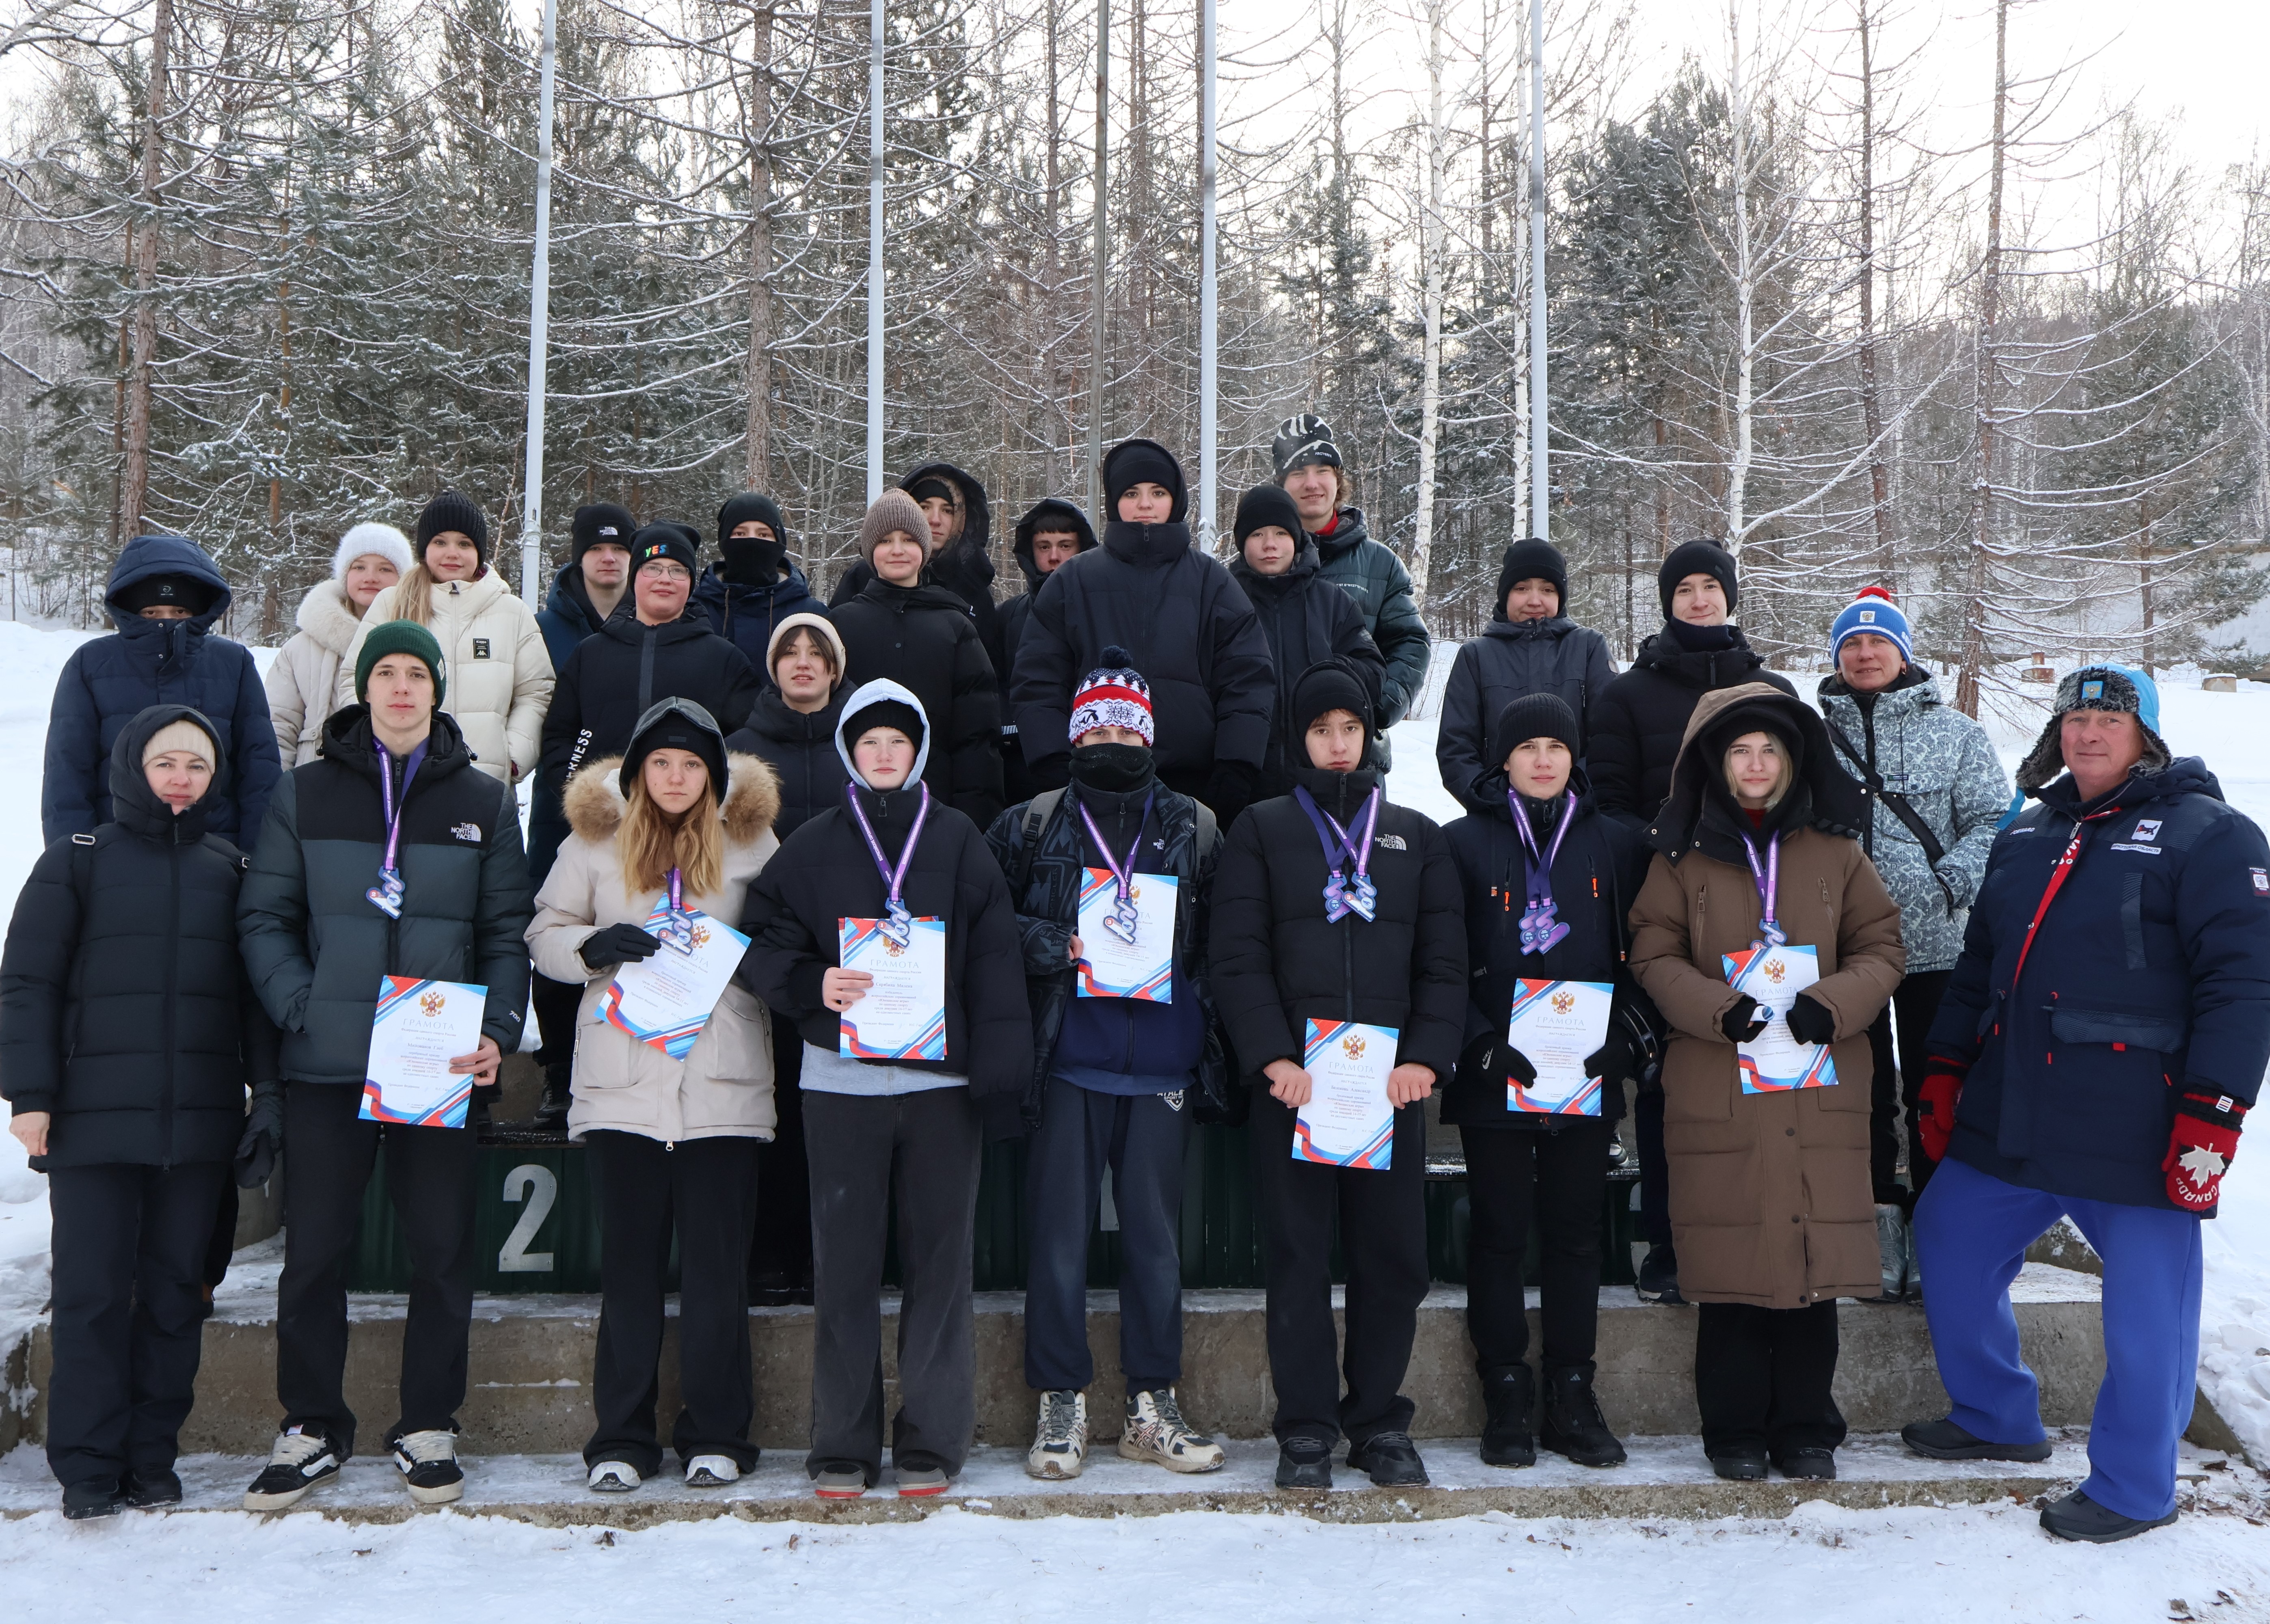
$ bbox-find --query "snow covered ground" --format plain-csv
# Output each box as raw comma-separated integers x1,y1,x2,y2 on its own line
0,626,2268,1612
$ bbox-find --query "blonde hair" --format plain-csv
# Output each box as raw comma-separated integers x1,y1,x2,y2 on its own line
1722,734,1795,809
389,561,436,626
619,769,724,897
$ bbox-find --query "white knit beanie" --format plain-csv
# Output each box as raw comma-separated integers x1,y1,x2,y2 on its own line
142,717,217,772
333,522,415,583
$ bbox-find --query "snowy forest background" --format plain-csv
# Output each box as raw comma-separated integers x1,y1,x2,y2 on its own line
3,0,2270,711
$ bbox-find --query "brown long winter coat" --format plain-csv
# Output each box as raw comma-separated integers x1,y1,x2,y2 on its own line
1627,683,1905,1310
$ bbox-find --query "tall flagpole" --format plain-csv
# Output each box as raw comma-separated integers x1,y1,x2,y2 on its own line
518,0,557,608
1085,0,1109,518
1196,0,1217,548
866,0,886,500
1527,0,1548,542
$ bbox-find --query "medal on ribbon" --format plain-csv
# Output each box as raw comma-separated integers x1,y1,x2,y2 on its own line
367,739,423,920
1296,786,1381,924
657,866,696,953
845,782,933,948
1741,830,1787,950
1078,791,1155,947
1510,789,1577,955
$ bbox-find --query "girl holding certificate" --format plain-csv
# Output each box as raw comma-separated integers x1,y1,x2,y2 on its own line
525,697,782,1493
1209,659,1467,1492
1627,683,1904,1484
738,680,1031,1501
1441,693,1661,1472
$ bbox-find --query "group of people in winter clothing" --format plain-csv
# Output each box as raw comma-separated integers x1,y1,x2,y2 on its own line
4,408,2256,1548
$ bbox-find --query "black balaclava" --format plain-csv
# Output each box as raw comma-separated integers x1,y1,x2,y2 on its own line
717,492,790,586
1071,741,1155,795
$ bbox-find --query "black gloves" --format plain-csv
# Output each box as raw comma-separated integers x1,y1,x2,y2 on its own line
1721,996,1769,1044
580,922,663,970
1203,760,1259,831
1584,1031,1635,1086
1461,1032,1536,1086
1784,993,1837,1047
235,1078,283,1189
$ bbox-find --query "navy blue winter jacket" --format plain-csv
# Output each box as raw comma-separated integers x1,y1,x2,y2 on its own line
535,559,610,680
1928,757,2270,1211
42,535,280,849
693,559,821,674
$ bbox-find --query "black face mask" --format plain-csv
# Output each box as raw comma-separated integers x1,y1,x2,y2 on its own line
1071,742,1154,792
723,533,788,586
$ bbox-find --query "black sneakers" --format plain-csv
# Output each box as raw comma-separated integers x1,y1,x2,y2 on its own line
2039,1488,2178,1544
1479,1368,1536,1468
1636,1244,1685,1305
1773,1448,1837,1481
61,1479,122,1520
1274,1436,1333,1490
1900,1416,2053,1463
243,1427,342,1511
392,1430,466,1505
121,1468,183,1508
1347,1431,1430,1487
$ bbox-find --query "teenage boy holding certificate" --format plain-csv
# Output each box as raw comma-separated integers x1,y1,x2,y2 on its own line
1626,683,1903,1484
1209,659,1466,1490
1442,694,1661,1472
235,621,533,1509
738,680,1031,1500
986,651,1229,1481
526,697,782,1493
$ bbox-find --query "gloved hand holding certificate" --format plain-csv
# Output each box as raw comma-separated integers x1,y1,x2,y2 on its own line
1721,942,1836,1093
1505,978,1612,1115
598,899,751,1060
361,976,488,1128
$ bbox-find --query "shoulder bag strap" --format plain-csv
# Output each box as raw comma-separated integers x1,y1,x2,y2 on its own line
1822,712,1958,913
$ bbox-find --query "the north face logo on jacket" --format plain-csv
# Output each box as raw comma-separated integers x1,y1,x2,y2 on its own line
450,822,482,843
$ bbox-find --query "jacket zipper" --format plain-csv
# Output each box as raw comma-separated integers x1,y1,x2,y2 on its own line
160,839,181,1166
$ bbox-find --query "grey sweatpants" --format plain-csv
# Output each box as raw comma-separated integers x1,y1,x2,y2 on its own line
803,1086,982,1484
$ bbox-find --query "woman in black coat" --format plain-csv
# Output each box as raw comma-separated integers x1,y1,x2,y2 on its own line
1207,659,1466,1493
1442,693,1660,1474
828,490,1005,829
0,705,279,1519
1225,483,1383,798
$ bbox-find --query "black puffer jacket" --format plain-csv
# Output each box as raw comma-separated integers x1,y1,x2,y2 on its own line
829,578,1004,828
984,769,1230,1122
1227,543,1384,798
1208,766,1467,1086
238,707,534,1084
1,706,279,1167
1000,499,1100,807
1586,624,1795,826
1441,766,1657,1130
1011,518,1275,795
831,463,1005,676
725,687,849,840
736,686,1031,1127
1436,616,1617,813
533,606,761,882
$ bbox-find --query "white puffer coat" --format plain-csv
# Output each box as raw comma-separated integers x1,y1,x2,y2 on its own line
335,569,555,783
527,753,782,1142
266,579,365,766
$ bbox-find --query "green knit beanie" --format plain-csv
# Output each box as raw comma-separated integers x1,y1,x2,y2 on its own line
354,618,446,705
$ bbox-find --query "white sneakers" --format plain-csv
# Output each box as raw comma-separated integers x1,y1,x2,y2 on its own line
588,1460,641,1493
242,1428,342,1511
1026,1390,1090,1479
1120,1388,1225,1474
685,1455,741,1488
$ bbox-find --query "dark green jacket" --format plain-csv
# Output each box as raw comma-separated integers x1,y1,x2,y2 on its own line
1313,507,1430,728
238,707,534,1084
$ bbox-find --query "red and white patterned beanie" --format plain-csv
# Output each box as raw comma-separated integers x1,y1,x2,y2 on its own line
1067,645,1154,746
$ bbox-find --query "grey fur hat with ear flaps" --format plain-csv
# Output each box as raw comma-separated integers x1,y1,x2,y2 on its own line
2013,664,2171,791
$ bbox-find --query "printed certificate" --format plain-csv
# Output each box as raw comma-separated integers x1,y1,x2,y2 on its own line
596,900,752,1060
1722,942,1837,1093
1292,1018,1398,1169
836,916,948,1061
1075,868,1178,1001
360,976,487,1128
1505,978,1613,1115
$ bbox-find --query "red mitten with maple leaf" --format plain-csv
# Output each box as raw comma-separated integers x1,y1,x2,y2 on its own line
2165,1088,2247,1213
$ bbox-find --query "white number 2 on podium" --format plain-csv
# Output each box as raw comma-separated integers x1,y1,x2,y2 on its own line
499,1164,558,1273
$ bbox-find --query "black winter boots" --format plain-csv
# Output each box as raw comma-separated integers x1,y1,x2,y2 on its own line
1539,1365,1627,1468
1479,1367,1536,1467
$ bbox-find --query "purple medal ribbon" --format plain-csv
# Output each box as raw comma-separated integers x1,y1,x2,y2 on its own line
1508,790,1577,955
1739,830,1787,947
845,782,932,946
365,739,425,919
1078,790,1155,947
1294,785,1381,923
657,866,695,953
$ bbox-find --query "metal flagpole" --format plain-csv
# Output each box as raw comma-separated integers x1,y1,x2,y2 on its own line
518,0,557,608
1196,0,1217,549
1085,0,1109,518
867,0,886,501
1526,0,1548,543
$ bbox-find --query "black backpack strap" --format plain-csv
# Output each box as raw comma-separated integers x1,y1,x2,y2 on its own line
1013,788,1065,895
1822,712,1958,913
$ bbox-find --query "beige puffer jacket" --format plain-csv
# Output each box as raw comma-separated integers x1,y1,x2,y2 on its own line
527,753,783,1142
335,569,555,783
266,579,363,766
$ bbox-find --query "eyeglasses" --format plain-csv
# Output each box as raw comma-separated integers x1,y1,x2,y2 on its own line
641,563,692,583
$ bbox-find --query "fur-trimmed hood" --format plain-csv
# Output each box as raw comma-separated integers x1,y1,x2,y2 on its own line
563,751,781,848
293,577,366,658
1649,681,1869,859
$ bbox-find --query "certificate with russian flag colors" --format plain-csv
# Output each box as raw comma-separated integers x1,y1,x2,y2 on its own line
360,976,486,1128
596,899,750,1061
1075,868,1177,1001
1292,1019,1397,1169
1505,978,1613,1115
1721,942,1836,1093
837,916,948,1061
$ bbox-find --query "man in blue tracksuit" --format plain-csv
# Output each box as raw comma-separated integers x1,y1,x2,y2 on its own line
1901,666,2270,1543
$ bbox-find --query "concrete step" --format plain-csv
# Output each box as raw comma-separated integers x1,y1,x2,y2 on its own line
9,1241,2109,1459
0,1433,2170,1527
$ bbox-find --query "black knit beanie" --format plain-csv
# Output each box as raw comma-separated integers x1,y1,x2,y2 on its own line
717,491,788,551
417,491,488,564
571,503,635,562
1495,537,1567,617
718,492,790,585
114,572,215,616
1102,438,1189,523
631,522,701,579
843,696,925,754
1232,483,1305,548
1290,658,1377,742
620,696,728,801
1486,693,1581,769
1658,538,1738,618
